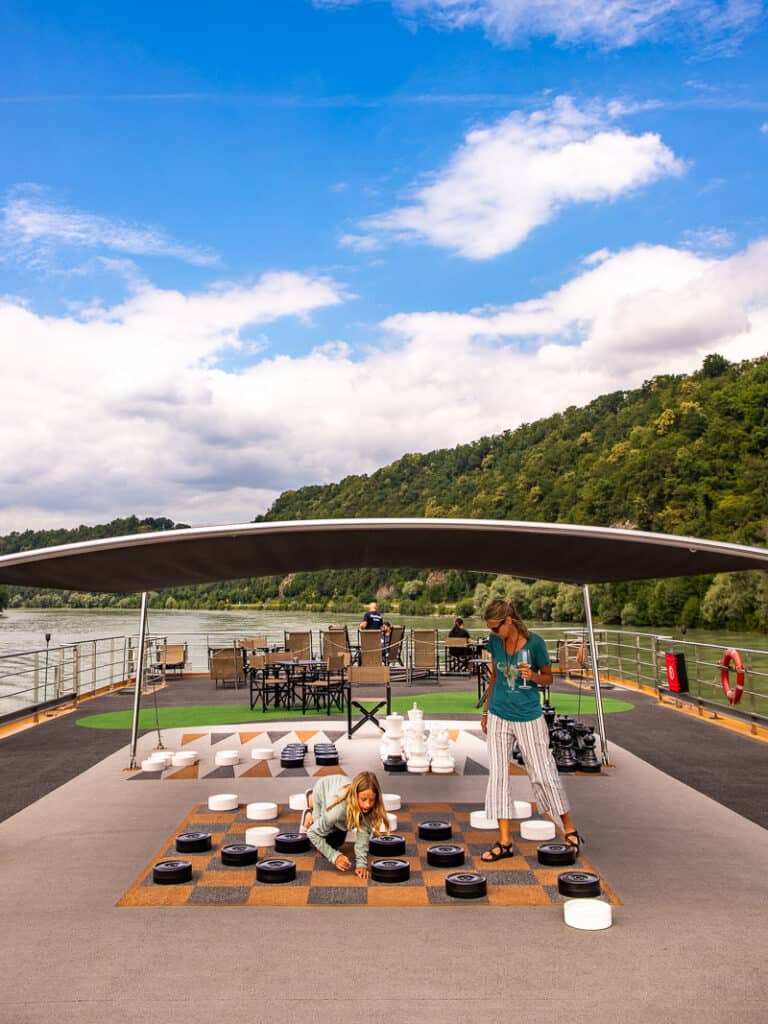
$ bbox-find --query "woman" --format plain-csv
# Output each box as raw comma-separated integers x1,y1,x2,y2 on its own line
480,598,582,861
448,617,470,639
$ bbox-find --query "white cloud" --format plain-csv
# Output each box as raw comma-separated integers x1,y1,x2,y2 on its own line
682,226,736,252
1,186,218,268
338,232,381,252
761,121,768,133
313,1,763,53
357,97,686,259
1,239,767,532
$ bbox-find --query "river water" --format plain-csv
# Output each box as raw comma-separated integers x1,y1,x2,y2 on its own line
1,606,764,656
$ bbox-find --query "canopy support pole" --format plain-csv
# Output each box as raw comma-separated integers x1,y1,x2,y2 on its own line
582,584,610,765
128,592,149,769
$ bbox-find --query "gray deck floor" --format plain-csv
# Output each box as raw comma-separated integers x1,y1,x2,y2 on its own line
1,709,766,1023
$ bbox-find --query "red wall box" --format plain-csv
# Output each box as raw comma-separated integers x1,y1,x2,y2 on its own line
665,652,689,694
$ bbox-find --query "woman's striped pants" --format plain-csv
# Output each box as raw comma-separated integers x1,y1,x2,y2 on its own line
484,712,570,820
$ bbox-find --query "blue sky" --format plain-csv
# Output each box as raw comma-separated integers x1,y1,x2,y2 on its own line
1,0,767,532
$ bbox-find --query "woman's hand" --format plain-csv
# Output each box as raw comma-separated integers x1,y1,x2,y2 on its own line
481,712,488,734
355,865,369,880
518,662,535,683
334,853,352,872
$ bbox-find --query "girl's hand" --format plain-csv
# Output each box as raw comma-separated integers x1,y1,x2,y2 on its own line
355,866,369,880
518,662,534,683
481,712,488,734
334,853,352,872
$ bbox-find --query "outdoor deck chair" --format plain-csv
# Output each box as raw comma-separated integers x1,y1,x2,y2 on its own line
284,630,312,660
239,636,268,651
384,624,405,666
444,637,470,673
359,628,383,667
300,653,349,715
346,664,391,737
209,650,245,690
322,627,352,659
557,639,590,681
412,629,439,680
246,652,290,710
153,642,187,676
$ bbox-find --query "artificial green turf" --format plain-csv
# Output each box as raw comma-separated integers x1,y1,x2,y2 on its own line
75,691,634,729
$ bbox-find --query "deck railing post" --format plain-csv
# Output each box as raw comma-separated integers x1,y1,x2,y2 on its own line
128,593,149,770
582,584,609,765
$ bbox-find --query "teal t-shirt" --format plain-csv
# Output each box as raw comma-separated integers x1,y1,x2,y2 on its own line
487,632,550,723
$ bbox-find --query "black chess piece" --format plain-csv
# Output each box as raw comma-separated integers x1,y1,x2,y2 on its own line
577,727,601,773
542,700,556,735
512,741,525,766
552,726,578,773
572,720,590,756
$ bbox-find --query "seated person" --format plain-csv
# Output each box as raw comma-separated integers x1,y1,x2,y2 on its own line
381,621,393,663
447,616,472,669
448,617,471,639
360,601,384,631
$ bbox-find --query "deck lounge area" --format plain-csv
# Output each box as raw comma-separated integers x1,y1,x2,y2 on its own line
1,667,765,1024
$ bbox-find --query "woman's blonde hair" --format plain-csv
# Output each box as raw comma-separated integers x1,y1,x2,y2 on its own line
328,771,389,834
484,598,530,641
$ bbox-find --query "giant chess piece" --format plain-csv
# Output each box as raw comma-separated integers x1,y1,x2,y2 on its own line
573,720,593,761
429,727,455,774
405,716,430,773
511,740,525,767
403,703,430,773
577,727,601,773
542,700,557,735
551,726,578,773
380,713,405,764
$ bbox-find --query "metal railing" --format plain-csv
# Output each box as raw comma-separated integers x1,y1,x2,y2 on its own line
1,625,766,727
549,627,768,726
0,635,135,722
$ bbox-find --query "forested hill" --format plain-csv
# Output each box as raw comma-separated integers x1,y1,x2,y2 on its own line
1,355,767,628
262,354,768,545
0,516,188,557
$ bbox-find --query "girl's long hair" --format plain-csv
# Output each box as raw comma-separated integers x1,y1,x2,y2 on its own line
484,598,530,641
328,771,389,834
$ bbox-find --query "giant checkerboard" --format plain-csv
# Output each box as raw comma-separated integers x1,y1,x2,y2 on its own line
117,801,621,908
128,726,612,781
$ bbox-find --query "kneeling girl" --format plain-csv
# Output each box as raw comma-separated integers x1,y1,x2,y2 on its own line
301,770,388,879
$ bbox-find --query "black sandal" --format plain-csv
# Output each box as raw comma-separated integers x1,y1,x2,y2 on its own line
564,831,584,855
480,842,514,862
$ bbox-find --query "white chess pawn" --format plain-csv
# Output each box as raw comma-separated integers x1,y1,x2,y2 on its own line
429,727,455,774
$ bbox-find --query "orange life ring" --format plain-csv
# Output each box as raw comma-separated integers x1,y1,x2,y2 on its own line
720,648,745,705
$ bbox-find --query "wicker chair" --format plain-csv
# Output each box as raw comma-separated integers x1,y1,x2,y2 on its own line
209,650,245,690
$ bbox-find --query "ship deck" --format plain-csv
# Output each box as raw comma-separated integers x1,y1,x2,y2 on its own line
1,672,765,1024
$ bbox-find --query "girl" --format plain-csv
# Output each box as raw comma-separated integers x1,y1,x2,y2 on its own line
480,598,583,862
300,770,388,879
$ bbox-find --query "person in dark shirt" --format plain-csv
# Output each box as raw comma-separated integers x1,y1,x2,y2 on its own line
360,602,384,631
448,617,471,639
447,616,472,670
380,621,392,663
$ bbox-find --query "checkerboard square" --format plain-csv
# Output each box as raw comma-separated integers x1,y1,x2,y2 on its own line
368,886,429,907
308,886,368,905
197,869,256,887
247,886,309,906
187,885,251,905
426,885,488,905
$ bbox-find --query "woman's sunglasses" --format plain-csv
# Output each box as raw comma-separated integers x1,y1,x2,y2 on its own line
488,622,504,633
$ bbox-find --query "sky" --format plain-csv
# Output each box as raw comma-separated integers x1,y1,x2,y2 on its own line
1,0,767,534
